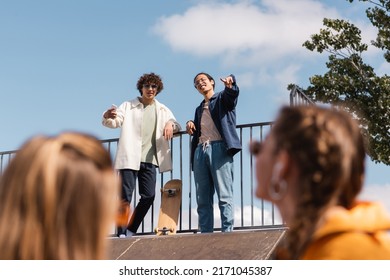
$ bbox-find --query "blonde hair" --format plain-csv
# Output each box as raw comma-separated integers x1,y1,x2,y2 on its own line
271,105,366,259
0,132,119,259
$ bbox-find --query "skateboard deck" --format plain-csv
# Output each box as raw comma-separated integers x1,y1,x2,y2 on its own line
155,179,182,235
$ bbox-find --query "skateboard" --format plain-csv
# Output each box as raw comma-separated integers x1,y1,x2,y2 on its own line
155,179,182,235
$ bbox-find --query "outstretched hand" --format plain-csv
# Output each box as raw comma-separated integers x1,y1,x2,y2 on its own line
103,105,117,119
220,76,234,88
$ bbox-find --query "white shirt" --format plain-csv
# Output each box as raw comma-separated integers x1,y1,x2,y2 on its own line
102,97,181,173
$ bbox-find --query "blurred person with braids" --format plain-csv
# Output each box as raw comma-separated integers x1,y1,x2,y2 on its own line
0,132,120,259
251,105,390,259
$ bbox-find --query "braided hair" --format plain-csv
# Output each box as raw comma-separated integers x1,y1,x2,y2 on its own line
271,105,366,259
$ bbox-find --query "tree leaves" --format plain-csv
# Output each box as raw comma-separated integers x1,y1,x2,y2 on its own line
298,0,390,165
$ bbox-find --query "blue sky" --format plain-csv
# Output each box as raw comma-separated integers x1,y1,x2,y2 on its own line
0,0,389,210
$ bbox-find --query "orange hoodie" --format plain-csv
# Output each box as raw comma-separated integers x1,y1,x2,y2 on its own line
302,201,390,259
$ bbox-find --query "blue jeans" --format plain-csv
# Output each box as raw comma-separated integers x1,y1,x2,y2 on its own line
193,141,234,233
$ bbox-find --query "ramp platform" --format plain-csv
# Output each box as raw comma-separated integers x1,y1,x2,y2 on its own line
108,228,286,260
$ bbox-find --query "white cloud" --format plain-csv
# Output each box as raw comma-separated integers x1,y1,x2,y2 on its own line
152,0,384,90
151,0,343,90
152,0,340,65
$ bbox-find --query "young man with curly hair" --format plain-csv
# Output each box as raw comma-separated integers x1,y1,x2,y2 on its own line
102,72,181,237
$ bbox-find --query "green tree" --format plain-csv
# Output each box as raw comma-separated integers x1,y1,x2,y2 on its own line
293,0,390,165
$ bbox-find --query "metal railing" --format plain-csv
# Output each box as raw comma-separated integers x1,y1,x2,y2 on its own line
101,121,282,234
0,121,284,235
0,149,16,175
0,89,313,235
289,85,315,106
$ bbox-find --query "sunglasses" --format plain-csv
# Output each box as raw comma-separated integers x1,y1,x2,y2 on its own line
143,84,158,89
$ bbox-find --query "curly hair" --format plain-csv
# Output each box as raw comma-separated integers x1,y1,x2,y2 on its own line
271,105,366,259
136,72,164,95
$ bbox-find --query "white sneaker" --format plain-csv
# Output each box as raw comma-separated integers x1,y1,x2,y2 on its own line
118,234,126,238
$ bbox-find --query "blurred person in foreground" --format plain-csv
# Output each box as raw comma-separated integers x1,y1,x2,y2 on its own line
0,132,119,259
251,105,390,259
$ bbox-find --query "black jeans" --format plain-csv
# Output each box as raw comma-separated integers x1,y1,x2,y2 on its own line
118,162,157,235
